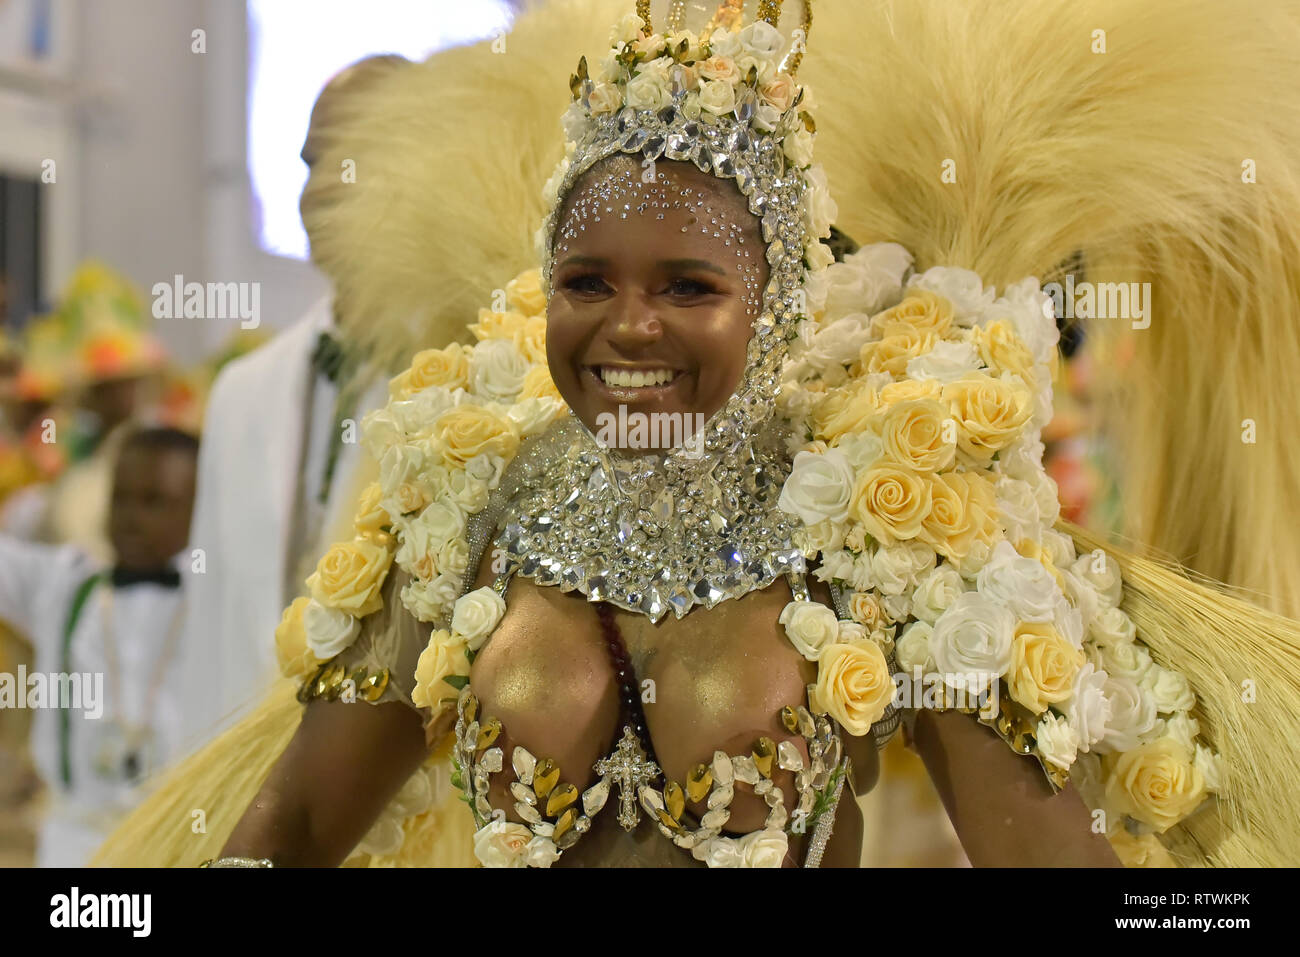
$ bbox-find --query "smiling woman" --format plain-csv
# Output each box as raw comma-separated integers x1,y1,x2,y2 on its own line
547,155,767,444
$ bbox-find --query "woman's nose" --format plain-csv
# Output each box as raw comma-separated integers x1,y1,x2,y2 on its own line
605,291,663,349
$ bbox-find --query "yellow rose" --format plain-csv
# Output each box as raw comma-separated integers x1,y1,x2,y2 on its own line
870,289,955,339
876,398,955,472
809,641,894,735
306,539,392,616
411,629,470,711
517,315,548,365
1006,621,1083,714
432,405,520,467
975,319,1036,386
849,463,931,544
274,596,318,678
920,471,998,560
353,482,393,543
388,344,471,398
858,327,937,377
506,268,548,317
519,364,564,403
1106,828,1178,868
848,591,885,629
1104,737,1208,833
811,379,881,445
877,378,942,407
941,373,1033,461
468,308,528,342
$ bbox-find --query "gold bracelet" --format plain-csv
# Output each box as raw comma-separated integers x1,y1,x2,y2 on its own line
200,856,274,868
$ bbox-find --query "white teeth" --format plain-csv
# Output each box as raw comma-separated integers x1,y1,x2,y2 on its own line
598,367,678,388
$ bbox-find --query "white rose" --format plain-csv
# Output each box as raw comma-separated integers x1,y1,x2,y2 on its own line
1053,597,1084,648
522,836,561,868
896,620,937,675
1089,606,1137,647
801,166,837,239
836,431,884,470
783,127,815,167
507,396,563,437
805,314,874,370
587,82,622,116
1090,637,1152,683
849,552,877,592
996,431,1047,482
1041,528,1077,568
738,20,784,57
930,591,1016,693
778,600,840,661
752,102,781,132
697,78,737,116
612,11,646,44
808,243,912,320
1059,568,1100,636
691,835,743,867
994,476,1043,546
1194,744,1222,793
560,101,592,144
415,499,467,547
837,621,869,644
388,388,457,437
1027,466,1061,527
906,339,982,383
975,540,1061,623
448,470,490,512
451,586,506,652
395,518,444,581
361,406,403,458
1029,363,1055,429
812,547,855,584
1096,675,1157,753
776,381,817,423
951,536,996,580
400,573,461,622
871,542,936,596
907,266,995,323
473,820,534,867
1155,712,1201,757
379,442,433,504
911,564,967,624
737,828,788,867
880,591,913,623
1141,665,1196,714
303,600,361,659
438,538,470,577
778,449,855,525
1061,662,1112,750
1071,550,1123,609
597,52,624,84
470,338,529,402
464,452,507,488
983,278,1059,364
1035,711,1080,770
708,29,742,59
625,66,671,111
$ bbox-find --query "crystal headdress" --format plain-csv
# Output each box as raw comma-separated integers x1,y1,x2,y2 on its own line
490,1,837,620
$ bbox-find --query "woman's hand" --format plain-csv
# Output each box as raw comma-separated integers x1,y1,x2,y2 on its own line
219,697,430,867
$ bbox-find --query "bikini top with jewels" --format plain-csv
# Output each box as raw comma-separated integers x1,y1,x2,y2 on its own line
308,420,893,867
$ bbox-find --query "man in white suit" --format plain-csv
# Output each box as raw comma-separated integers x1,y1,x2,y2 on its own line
174,57,408,749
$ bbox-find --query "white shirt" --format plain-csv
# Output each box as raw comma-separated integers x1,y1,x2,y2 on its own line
0,535,187,867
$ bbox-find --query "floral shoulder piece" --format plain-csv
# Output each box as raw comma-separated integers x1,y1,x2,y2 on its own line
273,267,567,731
772,244,1222,865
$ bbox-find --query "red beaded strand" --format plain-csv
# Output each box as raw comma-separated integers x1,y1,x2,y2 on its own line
595,601,659,764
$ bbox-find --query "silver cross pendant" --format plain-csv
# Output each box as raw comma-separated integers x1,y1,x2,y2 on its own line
594,726,661,831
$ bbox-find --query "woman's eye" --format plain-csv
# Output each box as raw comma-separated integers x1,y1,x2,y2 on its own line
665,277,715,298
564,274,611,296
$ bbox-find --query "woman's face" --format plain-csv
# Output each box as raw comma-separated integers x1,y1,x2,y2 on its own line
547,157,769,452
